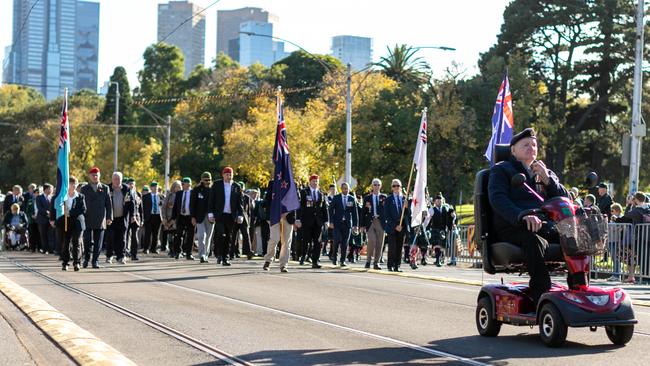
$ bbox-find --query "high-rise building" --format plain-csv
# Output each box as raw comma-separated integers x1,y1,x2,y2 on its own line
157,1,206,78
3,0,100,100
238,21,288,67
331,35,373,71
75,1,100,91
216,7,278,61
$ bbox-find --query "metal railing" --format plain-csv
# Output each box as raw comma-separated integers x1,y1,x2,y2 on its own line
592,223,650,281
444,225,482,267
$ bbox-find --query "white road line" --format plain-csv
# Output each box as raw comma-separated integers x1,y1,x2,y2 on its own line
110,267,490,366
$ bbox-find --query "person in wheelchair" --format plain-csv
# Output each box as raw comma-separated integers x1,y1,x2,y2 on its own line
488,128,569,305
3,203,29,250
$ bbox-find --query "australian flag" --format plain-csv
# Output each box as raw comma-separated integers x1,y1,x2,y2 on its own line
270,93,300,226
484,71,514,166
53,88,70,219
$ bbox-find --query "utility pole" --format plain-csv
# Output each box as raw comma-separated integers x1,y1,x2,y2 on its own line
110,81,120,172
629,0,646,194
165,116,171,192
345,63,352,186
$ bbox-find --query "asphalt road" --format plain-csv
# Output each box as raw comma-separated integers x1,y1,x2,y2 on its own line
0,252,649,366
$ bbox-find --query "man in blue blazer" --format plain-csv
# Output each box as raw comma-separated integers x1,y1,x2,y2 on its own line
328,182,359,267
383,179,410,272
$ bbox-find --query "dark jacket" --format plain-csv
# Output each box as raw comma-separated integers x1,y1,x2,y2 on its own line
3,211,28,229
297,187,328,227
488,158,568,233
49,194,86,232
596,193,613,218
383,194,410,234
362,193,386,229
108,184,135,225
3,194,24,217
208,180,243,220
616,205,650,225
252,198,265,227
142,192,165,222
328,193,359,228
427,204,454,232
172,189,192,220
190,184,211,222
80,183,112,230
35,194,52,225
263,180,298,225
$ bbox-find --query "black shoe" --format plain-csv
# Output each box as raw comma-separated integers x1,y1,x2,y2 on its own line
387,267,394,272
200,257,206,263
217,258,222,264
373,264,382,270
222,260,231,266
340,262,347,267
435,262,442,267
312,264,322,269
247,254,253,260
143,250,149,254
263,261,270,271
410,263,418,270
152,250,160,254
365,262,371,269
131,256,140,261
92,262,100,269
73,264,80,271
332,259,337,266
380,258,385,264
82,261,89,269
186,255,195,261
62,264,68,271
394,267,403,273
421,259,428,266
280,267,288,273
174,254,180,260
299,258,305,265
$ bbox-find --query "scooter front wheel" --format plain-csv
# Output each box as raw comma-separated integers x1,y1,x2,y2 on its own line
476,297,501,337
605,325,634,345
539,303,567,347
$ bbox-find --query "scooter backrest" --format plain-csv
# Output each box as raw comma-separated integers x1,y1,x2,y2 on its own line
474,169,496,274
494,144,511,163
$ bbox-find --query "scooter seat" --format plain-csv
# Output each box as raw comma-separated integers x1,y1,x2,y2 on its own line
490,242,563,267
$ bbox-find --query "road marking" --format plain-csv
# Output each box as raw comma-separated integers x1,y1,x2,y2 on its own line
109,267,491,366
10,262,254,366
0,273,137,366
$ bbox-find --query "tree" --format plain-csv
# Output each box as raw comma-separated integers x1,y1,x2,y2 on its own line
374,44,431,85
138,43,185,98
270,50,343,108
101,66,133,125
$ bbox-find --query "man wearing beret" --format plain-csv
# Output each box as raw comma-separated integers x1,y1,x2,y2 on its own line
80,167,112,268
595,183,613,218
488,128,569,305
295,174,329,268
172,177,195,260
142,181,164,255
208,167,244,266
192,172,213,263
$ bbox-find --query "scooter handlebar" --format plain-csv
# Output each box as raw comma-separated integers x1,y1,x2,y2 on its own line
517,208,543,222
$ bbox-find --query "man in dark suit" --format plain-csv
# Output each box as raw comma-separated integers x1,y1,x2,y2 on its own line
36,184,54,254
383,179,410,272
125,178,143,261
191,173,213,262
328,182,359,267
106,172,134,264
3,185,24,218
80,167,112,268
296,174,329,268
142,181,164,255
231,181,253,260
488,128,568,304
596,183,613,218
50,176,86,271
362,178,386,270
172,177,195,260
208,167,244,266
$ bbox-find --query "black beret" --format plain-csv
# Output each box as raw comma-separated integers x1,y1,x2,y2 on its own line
510,128,536,147
126,178,135,184
597,183,607,189
435,192,443,200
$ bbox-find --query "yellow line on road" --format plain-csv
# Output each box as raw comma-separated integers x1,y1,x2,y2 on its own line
0,273,137,366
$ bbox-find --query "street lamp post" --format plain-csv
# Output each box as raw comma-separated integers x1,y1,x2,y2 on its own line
629,0,646,194
345,63,352,186
110,81,120,172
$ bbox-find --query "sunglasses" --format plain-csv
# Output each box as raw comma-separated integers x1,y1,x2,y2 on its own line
372,184,380,186
392,185,401,188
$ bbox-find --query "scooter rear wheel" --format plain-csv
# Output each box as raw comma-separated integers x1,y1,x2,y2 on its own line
605,325,634,345
476,297,501,337
539,303,567,347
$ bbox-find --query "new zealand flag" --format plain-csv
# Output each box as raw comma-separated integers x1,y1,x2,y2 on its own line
270,93,300,226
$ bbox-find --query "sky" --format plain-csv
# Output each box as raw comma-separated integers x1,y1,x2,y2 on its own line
0,0,513,91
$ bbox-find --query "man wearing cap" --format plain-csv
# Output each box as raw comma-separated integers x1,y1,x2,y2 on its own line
106,172,134,264
191,172,213,262
383,179,410,272
142,181,164,254
80,167,112,268
596,183,613,218
427,193,454,267
296,174,329,268
488,128,569,305
125,178,144,261
362,178,386,270
328,182,359,267
208,167,244,266
172,177,195,260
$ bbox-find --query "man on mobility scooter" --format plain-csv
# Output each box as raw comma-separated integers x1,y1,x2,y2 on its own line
475,128,637,347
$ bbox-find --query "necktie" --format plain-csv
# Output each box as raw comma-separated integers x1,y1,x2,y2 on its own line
373,195,377,217
395,195,401,215
312,189,316,202
181,191,187,215
153,194,158,214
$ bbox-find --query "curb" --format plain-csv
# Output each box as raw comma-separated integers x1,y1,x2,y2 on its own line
0,273,137,366
316,263,650,308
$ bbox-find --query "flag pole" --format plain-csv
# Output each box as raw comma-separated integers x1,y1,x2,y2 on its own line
399,107,427,227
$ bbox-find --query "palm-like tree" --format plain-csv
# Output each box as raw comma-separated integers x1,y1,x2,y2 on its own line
374,44,431,85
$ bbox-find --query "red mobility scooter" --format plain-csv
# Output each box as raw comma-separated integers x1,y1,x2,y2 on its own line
474,145,637,347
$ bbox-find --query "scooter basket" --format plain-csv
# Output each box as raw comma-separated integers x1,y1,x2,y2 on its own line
555,209,607,256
